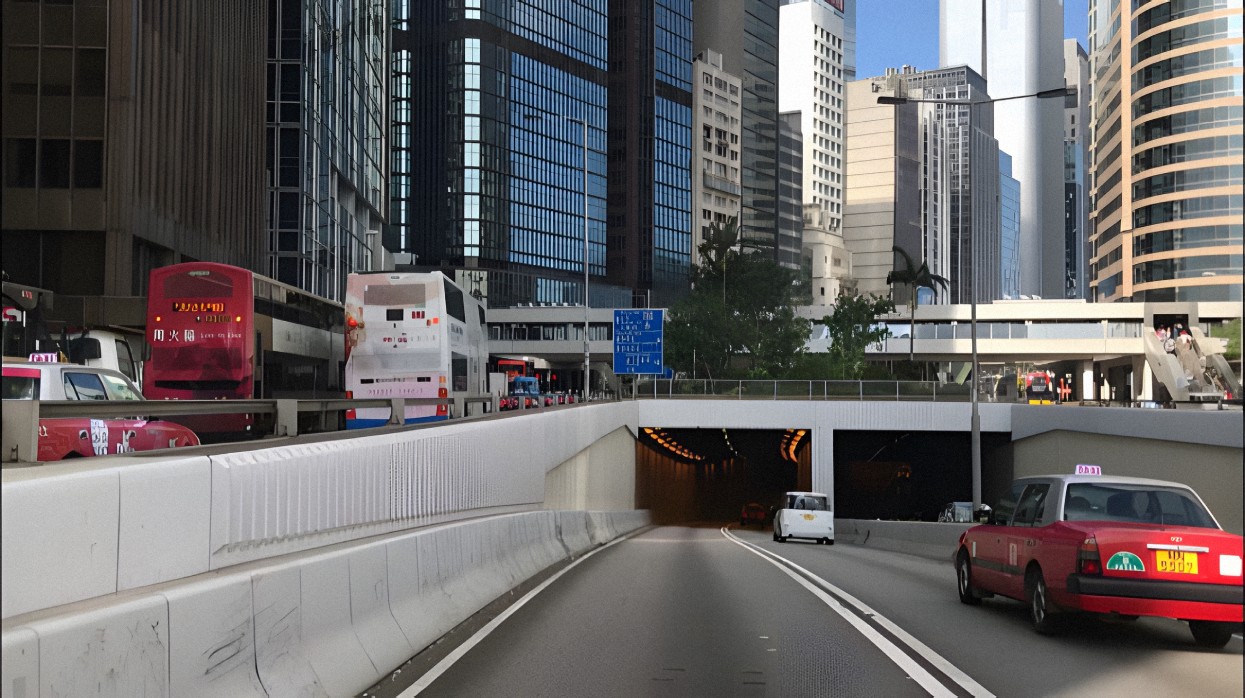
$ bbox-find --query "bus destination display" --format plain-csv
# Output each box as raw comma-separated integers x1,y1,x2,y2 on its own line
172,301,226,313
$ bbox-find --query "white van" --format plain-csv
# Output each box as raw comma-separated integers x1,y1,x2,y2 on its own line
64,330,142,387
773,491,834,545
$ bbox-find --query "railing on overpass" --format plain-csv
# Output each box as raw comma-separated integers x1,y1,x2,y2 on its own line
630,378,975,401
0,395,501,463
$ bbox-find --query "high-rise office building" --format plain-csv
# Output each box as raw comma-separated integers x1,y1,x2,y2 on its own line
1,1,267,327
778,111,805,275
841,0,858,82
901,65,1000,304
393,1,612,308
392,1,691,309
607,0,695,308
692,50,744,263
266,0,388,301
778,0,847,238
1063,39,1090,300
1087,0,1242,302
940,0,1064,299
854,66,999,305
695,0,788,266
1000,151,1021,299
843,76,921,301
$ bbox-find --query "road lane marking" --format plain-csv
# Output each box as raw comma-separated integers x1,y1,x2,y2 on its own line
722,527,995,698
395,532,634,697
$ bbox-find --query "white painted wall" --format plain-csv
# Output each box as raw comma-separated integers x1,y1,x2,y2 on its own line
545,426,637,511
2,403,639,619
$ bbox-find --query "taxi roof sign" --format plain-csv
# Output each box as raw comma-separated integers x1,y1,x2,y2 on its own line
1075,464,1102,476
28,353,59,363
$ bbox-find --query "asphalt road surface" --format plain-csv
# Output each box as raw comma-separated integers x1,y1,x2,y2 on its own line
377,523,1243,698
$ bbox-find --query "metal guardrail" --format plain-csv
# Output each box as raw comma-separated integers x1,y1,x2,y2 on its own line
630,378,977,402
1,395,504,464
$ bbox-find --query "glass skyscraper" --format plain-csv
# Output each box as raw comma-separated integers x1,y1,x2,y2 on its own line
608,0,694,307
941,0,1065,299
1000,151,1021,299
392,1,692,309
898,65,1000,304
266,0,388,302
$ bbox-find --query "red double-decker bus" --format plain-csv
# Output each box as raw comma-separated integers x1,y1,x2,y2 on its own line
145,262,344,438
145,263,256,435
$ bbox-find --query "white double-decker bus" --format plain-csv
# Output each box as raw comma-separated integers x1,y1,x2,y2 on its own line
343,271,487,428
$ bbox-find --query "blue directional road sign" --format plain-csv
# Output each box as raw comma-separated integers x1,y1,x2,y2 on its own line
613,309,665,375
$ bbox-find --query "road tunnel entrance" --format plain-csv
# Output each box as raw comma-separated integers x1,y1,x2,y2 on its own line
635,427,811,524
635,426,1013,525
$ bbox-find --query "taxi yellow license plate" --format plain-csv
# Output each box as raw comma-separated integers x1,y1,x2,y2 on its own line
1155,550,1198,574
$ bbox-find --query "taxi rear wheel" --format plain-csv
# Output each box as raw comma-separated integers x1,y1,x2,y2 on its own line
1026,568,1058,634
956,550,982,606
1188,620,1233,648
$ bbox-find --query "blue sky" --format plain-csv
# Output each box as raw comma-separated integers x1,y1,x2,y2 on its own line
855,0,1090,79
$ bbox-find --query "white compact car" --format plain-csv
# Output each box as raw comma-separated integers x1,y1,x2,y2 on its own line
773,491,835,545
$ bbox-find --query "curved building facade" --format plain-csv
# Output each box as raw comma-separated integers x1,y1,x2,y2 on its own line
1088,0,1243,302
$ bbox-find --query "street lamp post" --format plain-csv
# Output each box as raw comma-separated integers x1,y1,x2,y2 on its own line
524,113,592,402
878,85,1074,512
569,117,591,402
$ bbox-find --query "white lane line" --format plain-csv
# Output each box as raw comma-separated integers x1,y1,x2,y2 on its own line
733,534,993,698
396,534,633,697
722,527,994,698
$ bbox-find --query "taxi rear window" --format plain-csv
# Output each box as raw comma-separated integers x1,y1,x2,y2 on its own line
2,374,39,400
1064,483,1218,529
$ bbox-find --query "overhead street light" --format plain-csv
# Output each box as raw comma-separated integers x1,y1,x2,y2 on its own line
877,84,1074,513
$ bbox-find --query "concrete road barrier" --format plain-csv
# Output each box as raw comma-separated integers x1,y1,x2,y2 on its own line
1,509,649,698
837,518,974,561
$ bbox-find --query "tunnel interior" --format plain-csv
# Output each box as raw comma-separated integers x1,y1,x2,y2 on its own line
635,427,1013,524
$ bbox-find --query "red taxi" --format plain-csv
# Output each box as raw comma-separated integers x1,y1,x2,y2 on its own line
2,361,200,461
954,467,1243,647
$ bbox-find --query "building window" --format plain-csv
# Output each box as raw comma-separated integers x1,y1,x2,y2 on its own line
39,139,71,188
4,138,37,188
73,139,103,188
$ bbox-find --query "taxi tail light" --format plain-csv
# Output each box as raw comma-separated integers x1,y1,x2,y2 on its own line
1078,536,1102,575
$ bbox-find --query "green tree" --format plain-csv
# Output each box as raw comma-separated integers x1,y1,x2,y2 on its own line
726,249,808,376
666,217,810,379
885,245,949,361
1208,318,1241,362
820,292,895,379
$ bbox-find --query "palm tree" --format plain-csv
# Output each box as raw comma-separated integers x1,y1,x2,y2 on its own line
886,245,949,361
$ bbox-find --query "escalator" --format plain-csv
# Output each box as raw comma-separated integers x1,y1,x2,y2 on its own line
1143,327,1240,402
